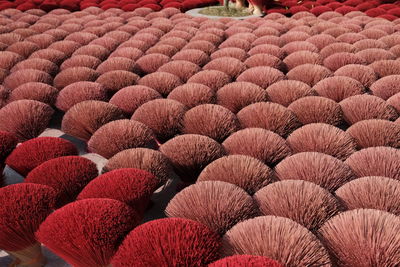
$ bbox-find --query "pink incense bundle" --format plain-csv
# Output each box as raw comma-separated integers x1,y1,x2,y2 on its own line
160,134,225,183
181,104,240,143
275,152,356,192
198,154,275,195
345,146,400,180
236,66,285,89
3,69,53,91
0,100,54,142
222,216,331,266
334,64,377,88
61,100,126,141
55,81,109,112
172,49,210,66
288,96,344,126
187,70,231,92
166,181,259,235
103,148,174,184
216,82,267,114
266,80,315,107
237,102,301,137
347,119,400,149
9,82,58,106
222,128,291,167
132,99,187,143
254,180,342,231
203,57,246,79
287,123,357,160
313,76,366,102
339,94,398,125
370,75,400,100
319,209,400,266
109,85,162,116
88,120,158,159
168,83,216,109
287,64,332,87
137,72,183,97
335,176,400,215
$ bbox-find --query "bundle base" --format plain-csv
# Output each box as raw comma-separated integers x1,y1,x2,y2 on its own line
236,0,246,8
253,5,263,15
6,243,46,267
